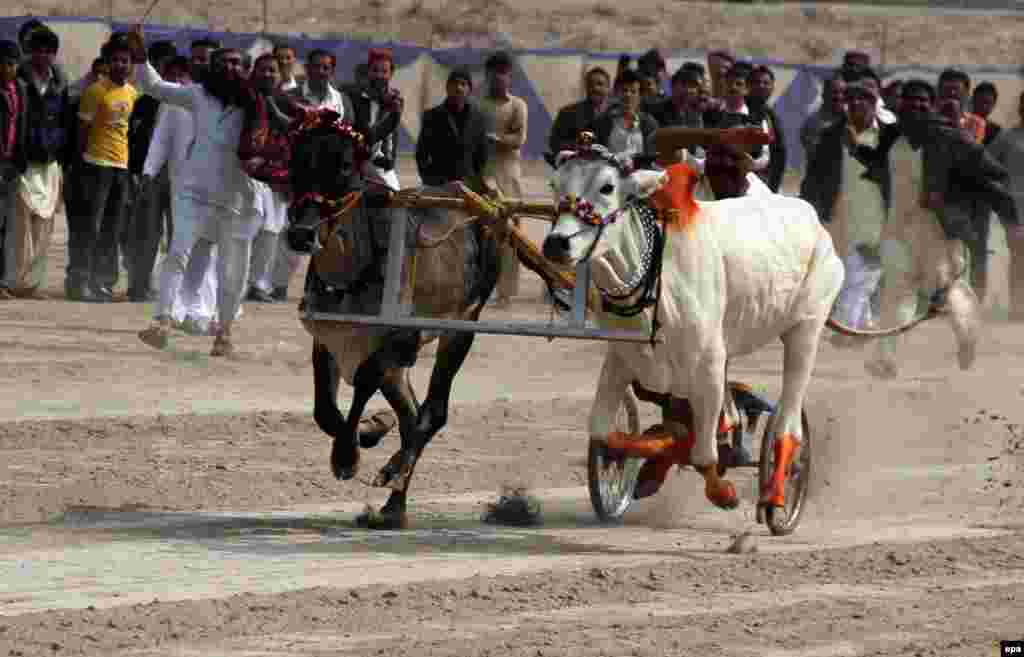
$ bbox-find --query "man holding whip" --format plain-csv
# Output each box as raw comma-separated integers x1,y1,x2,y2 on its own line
128,24,261,357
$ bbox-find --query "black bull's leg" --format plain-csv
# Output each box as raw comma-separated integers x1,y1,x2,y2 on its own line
363,231,497,524
356,328,479,530
312,340,346,441
358,368,421,529
323,330,420,481
305,191,500,528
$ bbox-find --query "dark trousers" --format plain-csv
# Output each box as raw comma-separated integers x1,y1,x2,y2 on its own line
68,162,130,292
127,170,172,297
0,177,15,289
63,162,85,290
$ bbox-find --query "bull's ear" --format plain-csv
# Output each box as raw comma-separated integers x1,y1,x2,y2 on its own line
624,170,668,200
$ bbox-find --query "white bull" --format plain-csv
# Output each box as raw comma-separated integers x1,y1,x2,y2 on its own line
541,149,845,512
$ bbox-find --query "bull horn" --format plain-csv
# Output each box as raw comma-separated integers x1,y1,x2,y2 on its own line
652,126,774,156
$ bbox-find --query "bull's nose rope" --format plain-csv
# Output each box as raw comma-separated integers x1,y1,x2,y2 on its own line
557,193,630,228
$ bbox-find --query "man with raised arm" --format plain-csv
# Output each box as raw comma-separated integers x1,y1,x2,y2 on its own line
128,25,259,357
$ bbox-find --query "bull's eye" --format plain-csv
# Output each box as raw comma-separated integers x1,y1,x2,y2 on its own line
600,183,615,195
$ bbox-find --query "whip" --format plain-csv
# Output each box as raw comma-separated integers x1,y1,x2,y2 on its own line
141,0,162,24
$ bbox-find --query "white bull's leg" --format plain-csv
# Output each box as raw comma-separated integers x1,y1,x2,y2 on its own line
762,317,823,508
690,349,739,509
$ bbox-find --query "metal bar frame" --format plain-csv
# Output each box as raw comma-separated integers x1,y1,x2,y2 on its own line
302,203,659,344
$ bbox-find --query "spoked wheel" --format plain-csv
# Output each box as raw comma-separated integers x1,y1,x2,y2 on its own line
757,410,812,536
588,390,642,523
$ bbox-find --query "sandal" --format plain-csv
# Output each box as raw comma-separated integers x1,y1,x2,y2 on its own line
210,334,234,357
138,324,170,350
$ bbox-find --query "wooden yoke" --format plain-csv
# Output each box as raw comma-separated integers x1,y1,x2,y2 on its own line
307,182,578,303
653,126,774,169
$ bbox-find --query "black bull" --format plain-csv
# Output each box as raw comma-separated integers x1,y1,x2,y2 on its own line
286,125,501,529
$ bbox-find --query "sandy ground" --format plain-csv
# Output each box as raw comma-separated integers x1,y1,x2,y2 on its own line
0,162,1023,656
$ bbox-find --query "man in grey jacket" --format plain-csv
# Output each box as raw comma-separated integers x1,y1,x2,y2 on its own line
13,26,67,298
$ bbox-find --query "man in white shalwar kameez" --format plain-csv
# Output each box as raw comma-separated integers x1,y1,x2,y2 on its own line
139,61,223,335
131,27,259,357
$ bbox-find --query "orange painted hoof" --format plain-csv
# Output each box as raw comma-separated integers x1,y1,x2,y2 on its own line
706,479,739,510
761,433,799,507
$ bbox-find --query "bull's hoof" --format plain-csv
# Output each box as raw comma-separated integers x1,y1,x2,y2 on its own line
371,468,410,491
706,479,739,510
633,456,674,500
330,440,360,481
358,410,398,448
334,465,358,481
372,450,412,491
355,507,408,530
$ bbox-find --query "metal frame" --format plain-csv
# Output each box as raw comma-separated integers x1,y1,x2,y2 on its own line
301,206,660,343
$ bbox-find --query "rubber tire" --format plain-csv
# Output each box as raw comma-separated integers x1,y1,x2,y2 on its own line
587,388,642,524
758,409,812,536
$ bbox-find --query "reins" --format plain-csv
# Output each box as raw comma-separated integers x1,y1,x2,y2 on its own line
291,190,363,256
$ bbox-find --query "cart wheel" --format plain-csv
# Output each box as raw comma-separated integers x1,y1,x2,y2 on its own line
588,389,643,523
757,409,812,536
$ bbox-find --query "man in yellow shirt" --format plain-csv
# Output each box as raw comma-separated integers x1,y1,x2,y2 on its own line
69,33,137,302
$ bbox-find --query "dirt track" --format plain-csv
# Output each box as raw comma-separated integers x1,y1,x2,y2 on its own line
1,164,1023,655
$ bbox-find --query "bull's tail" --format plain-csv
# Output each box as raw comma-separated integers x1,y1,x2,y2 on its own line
826,289,952,338
826,308,944,338
824,259,968,339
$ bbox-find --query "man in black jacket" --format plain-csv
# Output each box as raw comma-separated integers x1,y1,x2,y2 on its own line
589,68,657,161
747,64,787,192
12,27,68,298
347,48,404,191
415,68,488,189
547,66,612,156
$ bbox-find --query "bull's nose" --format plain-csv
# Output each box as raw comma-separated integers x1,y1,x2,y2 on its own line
543,234,571,261
286,226,317,254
